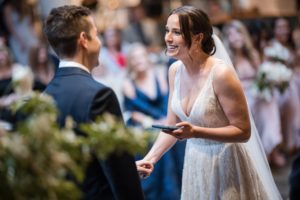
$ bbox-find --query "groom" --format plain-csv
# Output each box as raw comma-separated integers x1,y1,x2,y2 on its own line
43,5,151,199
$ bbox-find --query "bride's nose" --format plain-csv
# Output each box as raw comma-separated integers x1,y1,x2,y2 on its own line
165,32,173,43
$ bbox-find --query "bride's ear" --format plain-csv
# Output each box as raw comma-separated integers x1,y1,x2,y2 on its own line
193,33,204,43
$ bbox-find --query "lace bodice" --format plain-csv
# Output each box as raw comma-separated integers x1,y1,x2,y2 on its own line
171,59,229,145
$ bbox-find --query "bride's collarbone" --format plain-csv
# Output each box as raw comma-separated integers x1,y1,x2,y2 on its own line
181,74,209,94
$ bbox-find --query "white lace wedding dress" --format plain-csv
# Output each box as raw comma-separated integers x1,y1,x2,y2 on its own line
171,60,281,200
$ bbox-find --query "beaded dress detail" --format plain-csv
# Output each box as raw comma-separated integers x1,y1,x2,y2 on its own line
171,60,269,200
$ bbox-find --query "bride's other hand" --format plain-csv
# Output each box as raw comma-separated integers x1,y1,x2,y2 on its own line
136,160,154,179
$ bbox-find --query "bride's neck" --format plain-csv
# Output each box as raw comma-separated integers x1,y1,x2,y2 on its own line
181,52,210,75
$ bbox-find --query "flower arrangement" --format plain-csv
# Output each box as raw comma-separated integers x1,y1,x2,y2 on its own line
252,41,293,101
263,41,291,63
0,92,153,199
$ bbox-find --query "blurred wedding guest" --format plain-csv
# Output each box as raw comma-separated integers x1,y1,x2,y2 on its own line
3,0,41,66
0,44,45,105
292,12,300,102
0,45,16,123
223,20,284,167
247,20,273,59
0,45,13,98
0,2,9,42
122,43,168,130
92,27,128,107
290,149,300,200
100,27,128,74
0,33,7,48
0,45,33,122
122,4,163,52
28,44,55,91
122,43,184,199
266,17,300,156
92,64,125,109
38,0,82,20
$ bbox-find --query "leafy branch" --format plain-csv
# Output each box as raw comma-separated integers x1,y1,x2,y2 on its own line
0,92,153,199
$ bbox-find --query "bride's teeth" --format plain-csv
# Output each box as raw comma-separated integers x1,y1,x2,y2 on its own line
168,45,177,50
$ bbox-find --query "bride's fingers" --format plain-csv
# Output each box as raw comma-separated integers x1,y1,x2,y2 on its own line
136,160,153,166
136,161,154,170
176,121,189,127
143,163,154,170
163,131,182,140
137,165,153,174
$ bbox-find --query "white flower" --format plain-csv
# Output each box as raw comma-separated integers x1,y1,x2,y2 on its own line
12,65,34,96
260,61,292,83
263,41,291,62
62,130,77,144
253,60,292,100
251,83,273,102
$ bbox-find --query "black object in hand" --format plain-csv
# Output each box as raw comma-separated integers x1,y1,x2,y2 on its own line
151,124,181,131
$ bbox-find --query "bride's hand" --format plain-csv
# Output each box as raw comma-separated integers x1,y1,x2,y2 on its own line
163,121,195,140
136,160,154,179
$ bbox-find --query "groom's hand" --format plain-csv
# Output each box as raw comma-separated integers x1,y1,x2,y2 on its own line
136,160,154,179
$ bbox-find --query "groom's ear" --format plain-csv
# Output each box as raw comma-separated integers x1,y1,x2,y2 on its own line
78,31,89,49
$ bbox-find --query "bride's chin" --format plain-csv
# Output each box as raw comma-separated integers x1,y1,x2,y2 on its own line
167,50,179,58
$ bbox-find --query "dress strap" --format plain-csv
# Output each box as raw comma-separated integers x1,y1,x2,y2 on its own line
174,62,183,91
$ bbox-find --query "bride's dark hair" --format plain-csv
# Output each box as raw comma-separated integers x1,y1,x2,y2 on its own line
170,6,216,55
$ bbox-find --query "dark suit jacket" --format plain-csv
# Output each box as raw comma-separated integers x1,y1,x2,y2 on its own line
290,150,300,200
44,67,144,200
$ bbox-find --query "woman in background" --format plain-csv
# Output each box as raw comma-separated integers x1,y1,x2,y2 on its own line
0,45,13,97
222,20,284,167
3,0,41,65
28,44,55,91
123,43,184,200
99,27,127,74
266,18,300,156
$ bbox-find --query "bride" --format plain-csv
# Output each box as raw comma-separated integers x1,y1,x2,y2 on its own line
136,5,282,200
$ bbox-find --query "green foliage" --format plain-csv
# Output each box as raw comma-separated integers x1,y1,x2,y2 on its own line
80,114,153,160
255,72,271,92
0,92,152,199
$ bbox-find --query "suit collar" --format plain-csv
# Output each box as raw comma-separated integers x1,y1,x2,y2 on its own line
55,67,92,77
59,60,90,73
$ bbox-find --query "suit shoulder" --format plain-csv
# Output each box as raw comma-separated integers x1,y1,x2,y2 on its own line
86,78,113,93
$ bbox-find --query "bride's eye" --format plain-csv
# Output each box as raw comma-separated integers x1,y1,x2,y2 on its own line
174,30,182,36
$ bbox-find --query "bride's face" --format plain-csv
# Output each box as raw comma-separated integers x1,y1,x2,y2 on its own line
165,14,189,59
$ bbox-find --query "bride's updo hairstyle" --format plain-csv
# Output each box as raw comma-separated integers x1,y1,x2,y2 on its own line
170,6,216,55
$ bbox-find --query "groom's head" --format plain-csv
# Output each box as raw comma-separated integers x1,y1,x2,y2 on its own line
44,5,101,68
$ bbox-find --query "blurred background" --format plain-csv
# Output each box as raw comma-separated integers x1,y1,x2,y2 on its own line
1,0,300,199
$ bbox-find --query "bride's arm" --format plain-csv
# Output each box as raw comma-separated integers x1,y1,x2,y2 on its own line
137,62,180,167
143,132,177,163
174,64,251,143
136,131,176,178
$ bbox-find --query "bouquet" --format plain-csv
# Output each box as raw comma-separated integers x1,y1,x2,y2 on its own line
252,41,293,101
263,41,290,63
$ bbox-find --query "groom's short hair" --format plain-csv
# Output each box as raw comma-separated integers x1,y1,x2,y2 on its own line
44,5,92,58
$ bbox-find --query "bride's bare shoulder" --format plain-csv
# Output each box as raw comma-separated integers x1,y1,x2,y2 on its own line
212,58,240,91
212,58,236,79
168,60,182,77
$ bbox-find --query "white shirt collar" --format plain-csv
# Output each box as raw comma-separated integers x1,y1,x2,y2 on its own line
59,60,90,73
